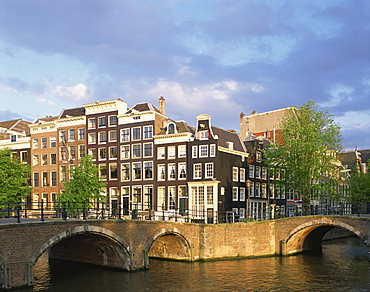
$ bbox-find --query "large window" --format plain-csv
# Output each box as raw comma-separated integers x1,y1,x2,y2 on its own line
109,115,117,126
210,144,216,157
144,161,153,179
41,137,47,149
207,186,213,205
109,146,117,159
50,153,56,165
99,132,107,143
255,166,261,179
205,163,214,179
88,118,96,129
132,144,141,158
168,146,176,159
158,164,165,180
192,146,198,158
50,136,56,148
69,129,75,141
255,182,260,197
42,172,48,186
33,154,39,166
109,130,117,142
240,168,245,182
121,128,130,142
178,145,186,157
88,133,96,144
99,164,107,179
157,147,165,159
240,187,245,201
249,165,255,178
158,187,165,209
199,145,208,158
33,138,38,149
133,162,142,180
132,186,142,208
99,147,107,160
132,127,141,140
168,186,176,209
79,145,85,158
178,163,186,179
143,143,153,157
143,126,153,139
193,164,202,179
78,128,85,140
33,173,39,187
98,116,107,127
41,154,47,165
121,145,130,159
109,163,118,179
232,167,238,181
60,165,66,182
69,145,76,159
121,163,130,181
51,171,57,186
168,163,176,180
232,187,238,201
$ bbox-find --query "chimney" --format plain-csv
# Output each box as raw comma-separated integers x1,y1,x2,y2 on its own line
159,96,166,115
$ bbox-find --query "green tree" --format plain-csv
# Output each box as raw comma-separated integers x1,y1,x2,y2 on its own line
348,172,370,205
0,148,31,203
57,155,106,208
264,100,343,213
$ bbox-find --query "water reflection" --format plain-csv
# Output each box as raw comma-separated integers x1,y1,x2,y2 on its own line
27,236,369,292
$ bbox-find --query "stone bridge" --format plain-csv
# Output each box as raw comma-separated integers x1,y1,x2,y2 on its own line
0,215,369,289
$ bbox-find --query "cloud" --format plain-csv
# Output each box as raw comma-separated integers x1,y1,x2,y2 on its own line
51,83,90,101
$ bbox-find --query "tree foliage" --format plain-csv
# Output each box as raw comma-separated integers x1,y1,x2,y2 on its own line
348,171,370,204
0,148,31,203
57,155,106,207
264,100,343,211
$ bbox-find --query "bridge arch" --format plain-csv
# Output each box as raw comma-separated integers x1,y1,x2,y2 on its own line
145,228,192,267
28,225,132,285
282,218,369,256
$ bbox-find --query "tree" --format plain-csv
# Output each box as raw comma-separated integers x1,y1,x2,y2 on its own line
264,100,343,213
348,171,370,205
57,155,106,207
0,148,31,203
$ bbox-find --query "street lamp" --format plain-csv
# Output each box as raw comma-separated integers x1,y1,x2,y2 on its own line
246,180,251,219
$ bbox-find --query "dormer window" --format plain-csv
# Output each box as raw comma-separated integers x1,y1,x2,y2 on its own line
198,131,210,140
227,141,234,150
166,122,177,134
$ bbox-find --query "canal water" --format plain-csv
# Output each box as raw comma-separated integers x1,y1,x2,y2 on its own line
23,236,370,292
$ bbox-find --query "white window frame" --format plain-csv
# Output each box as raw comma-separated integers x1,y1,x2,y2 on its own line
210,144,216,157
178,145,186,157
167,146,176,159
240,187,245,201
205,162,214,179
193,163,202,179
240,168,245,182
192,146,198,158
121,128,130,142
157,147,165,159
232,167,238,182
232,187,238,201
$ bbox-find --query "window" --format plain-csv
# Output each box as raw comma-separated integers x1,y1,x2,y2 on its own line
88,133,96,144
269,184,275,199
168,163,176,180
240,168,245,182
232,187,238,201
205,163,214,178
239,208,245,219
51,171,57,186
33,173,39,187
199,130,209,139
261,183,267,198
232,167,238,181
121,128,130,142
193,164,202,179
167,123,176,134
88,118,96,129
59,130,66,143
50,153,56,165
121,163,130,181
192,146,198,158
99,147,107,160
19,151,27,163
109,146,117,159
256,151,262,162
262,167,267,180
78,128,85,140
249,165,255,178
50,136,56,148
133,162,142,180
168,186,176,209
41,137,47,149
121,145,130,159
240,187,245,201
132,127,141,140
199,145,208,157
178,163,186,179
98,116,107,127
144,161,153,179
132,186,142,208
99,164,107,179
109,163,118,179
32,154,39,166
69,129,75,141
11,135,16,142
60,165,66,182
143,126,153,139
99,132,107,143
132,144,141,158
144,185,153,209
143,143,153,157
157,147,165,159
168,146,175,159
210,144,216,157
69,145,76,160
89,148,97,160
158,187,165,209
158,164,165,180
109,115,117,126
255,182,260,197
207,186,213,204
178,145,186,157
42,154,47,165
109,130,117,142
32,138,38,149
42,172,48,186
249,182,254,197
60,146,66,160
255,166,261,179
79,145,85,158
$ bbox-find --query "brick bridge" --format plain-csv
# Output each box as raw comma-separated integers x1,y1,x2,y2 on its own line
0,215,369,289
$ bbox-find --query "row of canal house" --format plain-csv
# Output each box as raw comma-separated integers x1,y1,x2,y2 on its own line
0,98,281,222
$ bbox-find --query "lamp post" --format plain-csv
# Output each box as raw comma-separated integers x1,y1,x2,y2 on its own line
246,180,251,219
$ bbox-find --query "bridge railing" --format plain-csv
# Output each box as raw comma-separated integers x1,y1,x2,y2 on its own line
0,201,368,224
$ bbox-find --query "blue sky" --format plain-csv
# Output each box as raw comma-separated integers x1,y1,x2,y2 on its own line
0,0,369,151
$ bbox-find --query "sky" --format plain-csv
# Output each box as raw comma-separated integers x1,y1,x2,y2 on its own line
0,0,369,151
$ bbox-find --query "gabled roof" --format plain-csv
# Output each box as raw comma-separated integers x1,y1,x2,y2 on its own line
211,126,246,153
131,102,160,113
59,107,85,118
157,120,195,135
340,149,370,172
0,119,32,139
33,116,59,124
